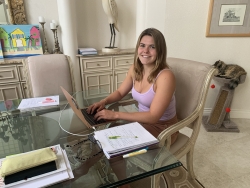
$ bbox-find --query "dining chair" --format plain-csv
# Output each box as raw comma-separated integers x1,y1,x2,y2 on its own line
23,54,75,98
107,57,217,188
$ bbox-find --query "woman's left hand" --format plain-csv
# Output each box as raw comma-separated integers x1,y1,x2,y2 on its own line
94,109,118,121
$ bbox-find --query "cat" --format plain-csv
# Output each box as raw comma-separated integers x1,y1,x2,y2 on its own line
213,60,247,90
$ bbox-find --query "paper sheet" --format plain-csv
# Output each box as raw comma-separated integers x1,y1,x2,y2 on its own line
94,122,159,154
17,96,59,110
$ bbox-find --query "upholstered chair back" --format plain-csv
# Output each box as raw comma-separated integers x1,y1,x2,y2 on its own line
24,54,75,98
167,57,213,122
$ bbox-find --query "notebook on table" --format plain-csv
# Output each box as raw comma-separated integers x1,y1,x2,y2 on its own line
61,86,115,129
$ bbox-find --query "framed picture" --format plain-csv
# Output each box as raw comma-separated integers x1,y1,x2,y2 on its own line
0,42,3,59
0,25,43,58
206,0,250,37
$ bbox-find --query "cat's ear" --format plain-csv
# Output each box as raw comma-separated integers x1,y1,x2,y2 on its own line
213,60,220,67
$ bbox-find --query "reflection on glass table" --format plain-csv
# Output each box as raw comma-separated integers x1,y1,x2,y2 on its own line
0,90,182,188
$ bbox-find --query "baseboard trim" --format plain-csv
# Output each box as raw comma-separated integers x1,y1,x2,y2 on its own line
203,108,250,119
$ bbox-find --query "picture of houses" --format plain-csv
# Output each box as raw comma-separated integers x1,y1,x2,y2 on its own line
0,42,3,59
0,25,43,58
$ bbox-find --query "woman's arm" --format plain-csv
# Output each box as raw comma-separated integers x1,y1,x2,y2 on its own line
95,70,176,124
87,65,134,113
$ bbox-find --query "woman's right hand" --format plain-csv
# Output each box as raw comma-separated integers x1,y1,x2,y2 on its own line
87,99,106,114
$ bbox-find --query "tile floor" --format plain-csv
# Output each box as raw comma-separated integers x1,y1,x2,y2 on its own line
179,118,250,188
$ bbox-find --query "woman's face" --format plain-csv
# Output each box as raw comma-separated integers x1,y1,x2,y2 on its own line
137,35,157,66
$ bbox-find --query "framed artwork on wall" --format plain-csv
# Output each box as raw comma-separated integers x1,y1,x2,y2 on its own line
206,0,250,37
0,25,43,58
0,42,3,59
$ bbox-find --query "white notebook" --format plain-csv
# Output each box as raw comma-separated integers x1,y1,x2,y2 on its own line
94,122,159,159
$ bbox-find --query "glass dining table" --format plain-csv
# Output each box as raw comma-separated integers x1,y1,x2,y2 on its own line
0,91,182,188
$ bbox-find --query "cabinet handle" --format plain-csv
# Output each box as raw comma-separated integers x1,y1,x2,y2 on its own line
23,86,27,89
97,64,100,66
126,61,129,63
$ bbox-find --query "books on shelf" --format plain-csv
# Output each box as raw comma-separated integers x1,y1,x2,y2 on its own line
17,95,59,112
0,145,73,188
94,122,159,159
78,48,97,55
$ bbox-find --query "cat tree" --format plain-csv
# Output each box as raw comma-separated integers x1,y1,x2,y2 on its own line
202,75,246,132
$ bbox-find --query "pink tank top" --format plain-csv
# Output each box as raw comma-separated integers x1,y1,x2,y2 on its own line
132,69,176,121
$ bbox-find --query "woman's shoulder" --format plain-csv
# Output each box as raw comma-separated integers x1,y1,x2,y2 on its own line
157,69,175,79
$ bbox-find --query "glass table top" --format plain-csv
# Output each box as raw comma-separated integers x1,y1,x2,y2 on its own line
0,91,182,187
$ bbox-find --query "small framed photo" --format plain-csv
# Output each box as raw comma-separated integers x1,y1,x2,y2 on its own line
206,0,250,37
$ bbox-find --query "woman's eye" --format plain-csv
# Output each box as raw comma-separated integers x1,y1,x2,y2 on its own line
150,46,155,49
139,44,145,47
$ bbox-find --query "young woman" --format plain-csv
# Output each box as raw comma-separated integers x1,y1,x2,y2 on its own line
87,28,178,188
88,28,178,143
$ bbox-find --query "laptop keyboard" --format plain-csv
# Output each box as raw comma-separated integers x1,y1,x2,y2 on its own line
81,108,106,126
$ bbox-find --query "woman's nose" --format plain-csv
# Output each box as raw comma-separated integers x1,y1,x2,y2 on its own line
144,47,149,53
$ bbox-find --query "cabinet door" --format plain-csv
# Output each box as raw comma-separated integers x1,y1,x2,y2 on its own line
113,70,128,91
17,64,26,82
0,83,23,101
82,71,113,98
21,82,29,98
0,65,19,84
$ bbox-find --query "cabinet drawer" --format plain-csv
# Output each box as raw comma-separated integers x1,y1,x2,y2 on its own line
0,65,19,84
80,57,112,72
113,55,134,69
17,65,26,81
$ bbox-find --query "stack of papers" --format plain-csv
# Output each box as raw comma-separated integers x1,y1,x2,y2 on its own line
17,96,59,112
0,145,73,188
94,122,159,159
78,48,97,55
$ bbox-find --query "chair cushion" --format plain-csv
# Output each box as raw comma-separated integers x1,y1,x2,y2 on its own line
167,57,212,120
28,54,73,97
169,133,189,154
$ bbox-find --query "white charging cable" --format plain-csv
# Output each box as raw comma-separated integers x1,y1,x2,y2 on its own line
58,101,95,137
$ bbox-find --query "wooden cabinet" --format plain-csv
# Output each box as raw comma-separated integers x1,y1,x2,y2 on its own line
79,49,134,98
0,59,27,100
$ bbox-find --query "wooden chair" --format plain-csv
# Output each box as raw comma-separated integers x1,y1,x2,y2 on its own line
107,57,217,188
23,54,75,98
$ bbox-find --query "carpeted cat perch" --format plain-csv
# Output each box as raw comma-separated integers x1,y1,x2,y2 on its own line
202,75,246,132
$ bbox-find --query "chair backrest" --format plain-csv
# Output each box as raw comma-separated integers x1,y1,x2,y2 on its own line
24,54,75,98
167,57,215,122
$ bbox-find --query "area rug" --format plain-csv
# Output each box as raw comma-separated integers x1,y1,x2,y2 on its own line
130,166,204,188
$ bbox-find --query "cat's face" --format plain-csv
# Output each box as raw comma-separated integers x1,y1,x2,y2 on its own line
214,60,226,73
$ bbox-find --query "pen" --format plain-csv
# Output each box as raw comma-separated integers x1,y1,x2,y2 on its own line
108,136,138,139
123,148,148,158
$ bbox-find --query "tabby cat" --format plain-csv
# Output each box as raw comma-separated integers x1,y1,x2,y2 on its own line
213,60,247,89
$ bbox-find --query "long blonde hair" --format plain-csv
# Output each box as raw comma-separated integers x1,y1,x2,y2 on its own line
134,28,169,83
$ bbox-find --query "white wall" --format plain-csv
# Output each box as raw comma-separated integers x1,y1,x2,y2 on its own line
24,0,250,118
76,0,137,49
163,0,250,118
